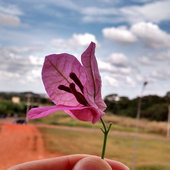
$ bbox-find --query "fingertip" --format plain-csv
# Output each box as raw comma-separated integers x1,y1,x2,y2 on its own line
73,157,112,170
105,159,130,170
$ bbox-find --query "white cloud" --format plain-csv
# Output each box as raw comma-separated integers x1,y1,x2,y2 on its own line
136,74,156,84
0,4,22,26
106,53,130,67
102,26,138,44
131,22,170,49
145,76,156,83
131,0,157,2
149,50,170,61
136,75,144,82
151,70,170,80
0,12,20,26
0,5,23,16
32,69,41,78
5,46,42,54
0,46,44,92
109,73,125,80
120,0,170,24
82,15,117,24
102,22,170,49
102,53,133,74
137,56,152,65
79,0,170,24
0,5,23,15
0,71,20,80
0,48,43,75
97,59,131,74
126,76,136,87
105,75,119,87
104,74,136,88
102,22,170,50
51,33,99,49
29,55,44,66
99,0,116,3
71,33,99,46
50,0,79,11
82,15,124,24
119,67,131,74
82,7,117,16
97,59,118,72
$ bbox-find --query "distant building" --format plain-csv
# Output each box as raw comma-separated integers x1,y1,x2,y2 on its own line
105,94,119,101
12,96,20,103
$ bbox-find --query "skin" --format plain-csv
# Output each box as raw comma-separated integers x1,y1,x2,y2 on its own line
7,154,130,170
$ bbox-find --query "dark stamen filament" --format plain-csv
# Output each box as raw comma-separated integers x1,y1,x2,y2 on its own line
58,85,71,93
70,73,84,93
69,83,89,106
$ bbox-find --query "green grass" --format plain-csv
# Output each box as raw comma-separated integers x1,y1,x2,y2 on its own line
39,127,170,170
30,111,168,136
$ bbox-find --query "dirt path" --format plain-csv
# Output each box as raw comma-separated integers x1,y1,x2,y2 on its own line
0,124,64,170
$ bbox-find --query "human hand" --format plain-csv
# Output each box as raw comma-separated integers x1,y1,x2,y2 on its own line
7,154,130,170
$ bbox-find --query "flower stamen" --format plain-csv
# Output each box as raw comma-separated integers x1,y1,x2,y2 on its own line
58,85,71,93
69,83,89,106
58,83,89,106
70,72,84,93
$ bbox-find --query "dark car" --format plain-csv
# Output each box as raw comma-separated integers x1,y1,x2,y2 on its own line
13,119,27,125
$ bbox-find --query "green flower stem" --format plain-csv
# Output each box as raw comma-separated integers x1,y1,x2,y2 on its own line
100,117,112,159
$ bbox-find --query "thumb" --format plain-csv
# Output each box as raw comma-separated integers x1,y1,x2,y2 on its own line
73,157,112,170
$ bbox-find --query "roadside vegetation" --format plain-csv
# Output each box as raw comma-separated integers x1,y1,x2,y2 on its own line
0,100,26,116
30,110,168,136
0,92,53,117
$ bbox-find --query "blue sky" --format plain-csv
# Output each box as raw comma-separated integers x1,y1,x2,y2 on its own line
0,0,170,99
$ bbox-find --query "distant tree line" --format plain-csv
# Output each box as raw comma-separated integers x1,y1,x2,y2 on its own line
0,100,27,115
104,92,170,121
0,92,54,116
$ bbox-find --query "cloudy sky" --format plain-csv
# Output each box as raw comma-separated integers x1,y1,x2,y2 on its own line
0,0,170,99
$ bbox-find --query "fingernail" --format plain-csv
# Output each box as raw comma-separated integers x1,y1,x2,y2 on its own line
73,157,112,170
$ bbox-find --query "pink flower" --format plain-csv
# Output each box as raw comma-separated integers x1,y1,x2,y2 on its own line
27,42,106,124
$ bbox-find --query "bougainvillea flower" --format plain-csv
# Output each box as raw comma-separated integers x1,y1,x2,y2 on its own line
27,42,106,124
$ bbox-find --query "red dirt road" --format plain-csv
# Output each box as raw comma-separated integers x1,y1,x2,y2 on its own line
0,124,64,170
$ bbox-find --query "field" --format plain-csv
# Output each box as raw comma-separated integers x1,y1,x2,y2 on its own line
39,127,170,170
29,110,170,170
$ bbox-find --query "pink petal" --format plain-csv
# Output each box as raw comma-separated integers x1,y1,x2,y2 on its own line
81,42,107,112
65,107,100,124
42,54,86,106
27,105,100,124
27,106,62,119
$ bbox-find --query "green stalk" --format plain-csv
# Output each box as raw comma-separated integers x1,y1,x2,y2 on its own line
100,117,112,159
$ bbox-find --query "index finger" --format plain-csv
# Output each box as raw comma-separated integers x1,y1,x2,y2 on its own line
7,155,88,170
7,154,129,170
